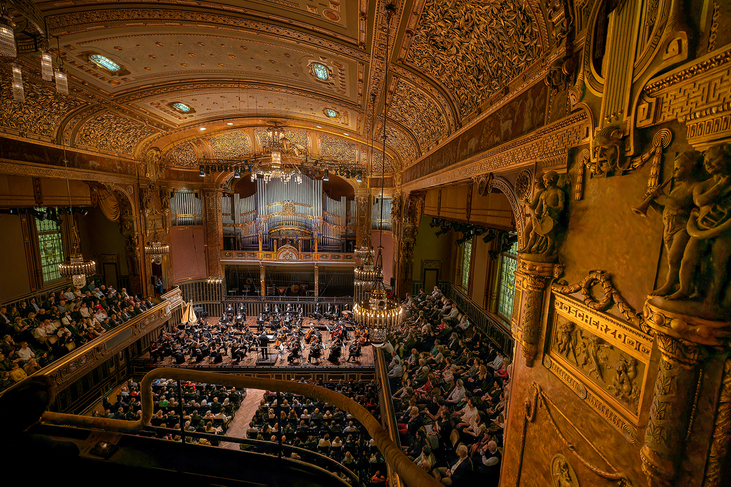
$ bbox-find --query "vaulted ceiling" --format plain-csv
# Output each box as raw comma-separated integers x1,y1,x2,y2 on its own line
2,0,552,175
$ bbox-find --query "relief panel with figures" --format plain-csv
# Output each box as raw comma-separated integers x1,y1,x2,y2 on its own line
548,295,652,420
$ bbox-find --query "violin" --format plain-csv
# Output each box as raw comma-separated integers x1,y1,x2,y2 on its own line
305,327,314,343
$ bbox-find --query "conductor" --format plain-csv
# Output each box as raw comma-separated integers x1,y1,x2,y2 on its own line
259,330,269,359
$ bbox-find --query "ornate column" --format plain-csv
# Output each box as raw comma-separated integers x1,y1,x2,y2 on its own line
640,334,705,487
203,189,223,278
314,264,319,297
355,190,371,248
260,263,266,297
514,258,553,366
396,192,424,296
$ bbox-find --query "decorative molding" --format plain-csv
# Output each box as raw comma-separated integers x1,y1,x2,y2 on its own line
543,355,639,445
553,294,653,359
489,176,525,247
520,384,632,485
551,269,649,333
0,159,139,184
402,110,589,191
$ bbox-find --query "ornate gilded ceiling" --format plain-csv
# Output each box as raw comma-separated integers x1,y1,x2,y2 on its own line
1,0,552,175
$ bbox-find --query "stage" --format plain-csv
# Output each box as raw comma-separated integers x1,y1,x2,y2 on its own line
150,316,374,369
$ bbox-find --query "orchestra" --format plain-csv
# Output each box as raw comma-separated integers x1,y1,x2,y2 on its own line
151,300,370,367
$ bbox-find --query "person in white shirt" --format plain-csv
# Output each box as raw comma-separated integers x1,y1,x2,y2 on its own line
17,342,35,362
489,352,504,370
444,379,466,405
80,303,91,318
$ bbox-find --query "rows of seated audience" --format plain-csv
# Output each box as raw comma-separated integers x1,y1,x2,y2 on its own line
0,280,157,390
383,286,508,487
247,380,390,485
92,377,246,445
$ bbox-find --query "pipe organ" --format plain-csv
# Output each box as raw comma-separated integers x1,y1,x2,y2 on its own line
372,197,392,231
221,174,355,252
170,191,203,226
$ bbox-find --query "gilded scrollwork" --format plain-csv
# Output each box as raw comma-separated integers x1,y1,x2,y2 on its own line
0,67,86,140
76,111,159,157
209,131,252,159
387,80,448,152
405,0,542,117
164,143,198,167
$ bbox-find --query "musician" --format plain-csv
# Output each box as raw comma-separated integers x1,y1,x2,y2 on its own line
325,303,333,319
347,339,361,362
288,338,301,363
328,337,342,362
263,304,270,317
313,302,322,318
259,331,270,359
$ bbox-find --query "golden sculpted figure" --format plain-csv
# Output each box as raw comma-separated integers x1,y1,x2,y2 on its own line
647,151,703,296
646,144,731,320
521,171,565,259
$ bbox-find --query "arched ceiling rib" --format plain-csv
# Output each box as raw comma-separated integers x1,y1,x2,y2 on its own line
0,0,550,171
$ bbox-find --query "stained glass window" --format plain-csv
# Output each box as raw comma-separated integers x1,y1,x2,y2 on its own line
325,108,338,118
497,240,519,320
312,63,329,80
460,239,472,290
172,102,192,113
35,209,64,284
90,54,121,72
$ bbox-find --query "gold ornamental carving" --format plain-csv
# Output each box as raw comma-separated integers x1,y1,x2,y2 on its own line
551,454,580,487
543,355,639,445
517,384,632,486
550,294,652,421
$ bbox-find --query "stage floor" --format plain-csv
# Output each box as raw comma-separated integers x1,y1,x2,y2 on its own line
152,316,374,368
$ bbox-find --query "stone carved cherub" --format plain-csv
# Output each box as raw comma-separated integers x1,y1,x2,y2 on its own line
648,151,703,296
667,144,731,314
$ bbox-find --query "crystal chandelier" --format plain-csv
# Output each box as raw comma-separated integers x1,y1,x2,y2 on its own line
354,248,381,304
353,3,403,347
144,232,169,264
58,151,96,287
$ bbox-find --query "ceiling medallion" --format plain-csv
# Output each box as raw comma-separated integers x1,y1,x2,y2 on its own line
310,62,330,81
325,108,339,118
90,54,121,72
170,102,195,114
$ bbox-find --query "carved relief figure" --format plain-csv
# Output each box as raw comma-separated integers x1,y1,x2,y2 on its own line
611,356,638,405
522,171,566,258
592,126,624,176
519,177,545,252
577,331,612,382
647,151,703,296
667,144,731,314
555,320,577,362
551,317,643,413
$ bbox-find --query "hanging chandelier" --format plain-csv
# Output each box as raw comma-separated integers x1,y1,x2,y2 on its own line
353,2,403,347
58,152,96,287
354,247,381,303
144,239,169,264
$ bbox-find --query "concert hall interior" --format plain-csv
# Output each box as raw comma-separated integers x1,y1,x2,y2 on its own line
1,1,731,487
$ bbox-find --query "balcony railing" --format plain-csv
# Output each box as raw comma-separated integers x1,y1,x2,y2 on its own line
43,367,442,487
1,288,183,396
